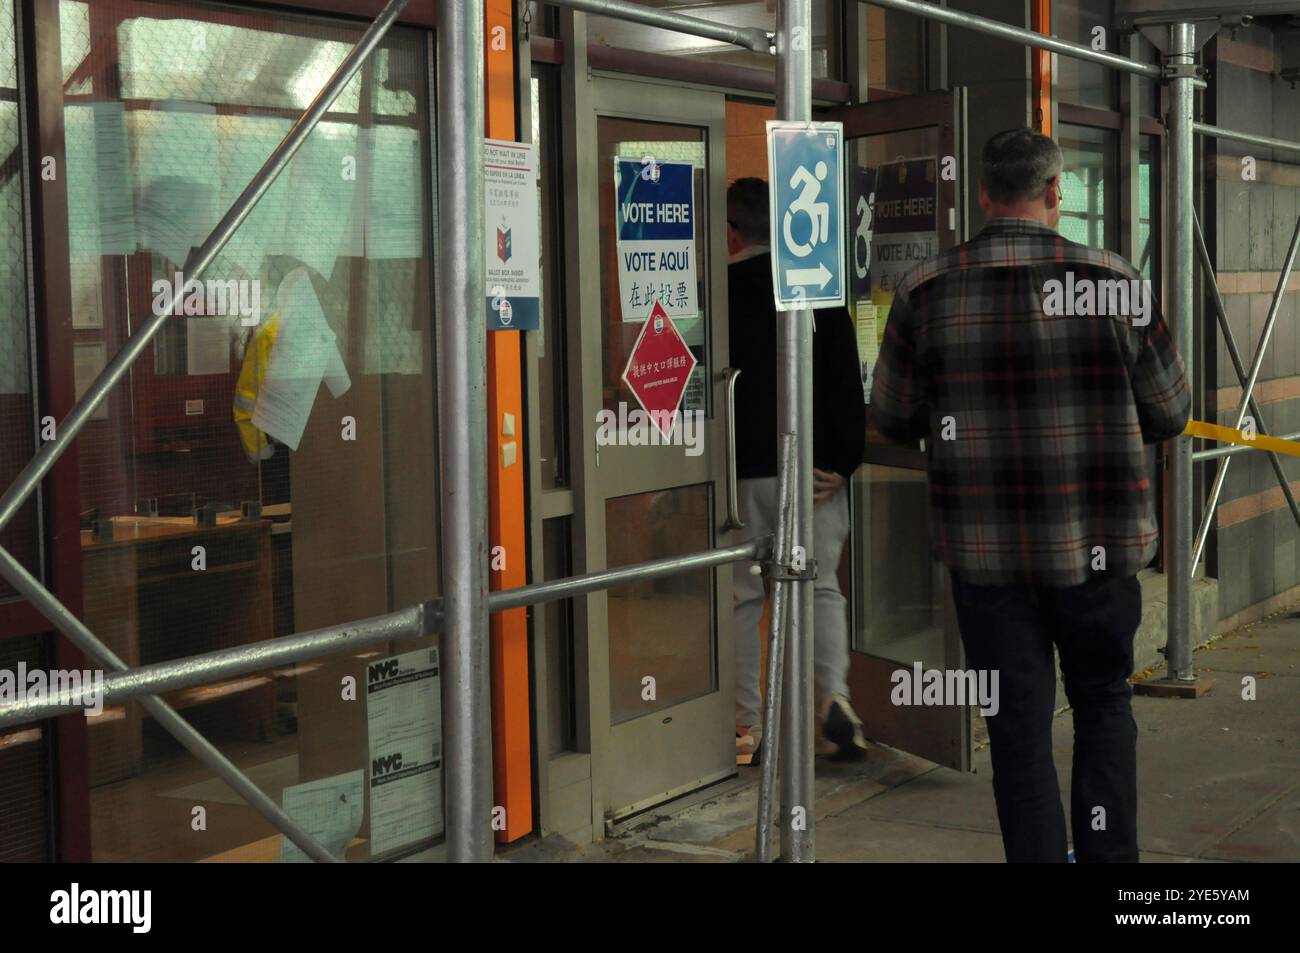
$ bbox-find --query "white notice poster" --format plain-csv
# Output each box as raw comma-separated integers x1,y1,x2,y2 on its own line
279,770,365,864
484,138,541,330
366,647,443,855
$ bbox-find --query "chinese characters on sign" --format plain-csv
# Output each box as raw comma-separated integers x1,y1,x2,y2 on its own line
614,158,698,322
621,299,698,438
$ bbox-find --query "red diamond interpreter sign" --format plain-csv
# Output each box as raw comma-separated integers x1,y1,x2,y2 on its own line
621,298,698,440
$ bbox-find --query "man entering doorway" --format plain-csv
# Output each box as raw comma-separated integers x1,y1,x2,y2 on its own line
727,177,868,766
871,129,1191,861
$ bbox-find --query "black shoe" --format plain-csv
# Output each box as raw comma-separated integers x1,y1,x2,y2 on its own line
823,694,868,762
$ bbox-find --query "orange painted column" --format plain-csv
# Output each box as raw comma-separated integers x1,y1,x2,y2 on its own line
1031,0,1052,136
483,0,533,843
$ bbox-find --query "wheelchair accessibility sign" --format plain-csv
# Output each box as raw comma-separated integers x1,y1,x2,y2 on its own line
766,121,845,311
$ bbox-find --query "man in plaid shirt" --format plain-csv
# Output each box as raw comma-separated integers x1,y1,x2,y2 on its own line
870,128,1190,863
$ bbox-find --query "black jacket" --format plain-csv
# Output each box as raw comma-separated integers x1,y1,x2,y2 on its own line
727,251,866,480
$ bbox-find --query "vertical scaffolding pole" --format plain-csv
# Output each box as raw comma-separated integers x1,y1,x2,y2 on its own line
437,1,493,862
1164,22,1196,683
775,0,815,863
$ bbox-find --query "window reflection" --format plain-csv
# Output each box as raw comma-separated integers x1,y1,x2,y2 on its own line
60,0,441,862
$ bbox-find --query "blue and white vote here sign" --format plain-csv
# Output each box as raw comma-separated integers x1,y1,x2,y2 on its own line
614,158,698,322
766,121,845,311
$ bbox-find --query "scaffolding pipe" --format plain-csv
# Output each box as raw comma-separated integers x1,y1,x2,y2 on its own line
859,0,1162,80
0,0,410,538
489,538,769,612
1193,432,1300,463
1195,121,1300,157
437,0,491,864
0,605,430,729
776,0,816,864
0,539,771,729
756,434,795,863
1163,22,1197,682
546,0,771,53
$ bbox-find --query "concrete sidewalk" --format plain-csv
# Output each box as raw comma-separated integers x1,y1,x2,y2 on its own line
501,606,1300,863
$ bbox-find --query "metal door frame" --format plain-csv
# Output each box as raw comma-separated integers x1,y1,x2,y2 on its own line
563,66,735,829
826,88,972,771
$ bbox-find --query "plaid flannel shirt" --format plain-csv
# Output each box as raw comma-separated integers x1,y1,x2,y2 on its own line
869,217,1191,587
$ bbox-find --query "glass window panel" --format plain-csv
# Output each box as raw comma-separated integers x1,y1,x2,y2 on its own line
0,0,40,595
606,484,714,722
0,636,53,862
116,17,362,112
1139,133,1158,284
851,464,944,663
60,0,440,861
1058,123,1118,252
1053,0,1117,110
596,116,709,416
60,1,91,87
541,517,576,754
850,126,940,433
865,3,926,95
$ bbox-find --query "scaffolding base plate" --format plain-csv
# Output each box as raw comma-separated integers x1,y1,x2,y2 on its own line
1133,675,1214,698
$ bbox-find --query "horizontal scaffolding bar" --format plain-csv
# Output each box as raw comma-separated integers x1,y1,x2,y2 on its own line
1195,121,1300,157
1193,431,1300,462
860,0,1162,79
547,0,771,53
488,536,770,612
0,606,431,728
0,538,770,728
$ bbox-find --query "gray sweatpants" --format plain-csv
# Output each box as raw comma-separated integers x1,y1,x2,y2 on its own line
732,476,851,728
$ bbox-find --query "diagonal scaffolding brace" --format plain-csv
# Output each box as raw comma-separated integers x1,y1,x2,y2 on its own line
0,0,412,864
1192,214,1300,573
1191,210,1300,568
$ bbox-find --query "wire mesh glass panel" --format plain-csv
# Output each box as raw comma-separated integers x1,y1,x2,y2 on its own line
0,0,41,597
0,636,54,862
87,637,442,862
606,484,715,723
1058,123,1118,252
56,0,440,862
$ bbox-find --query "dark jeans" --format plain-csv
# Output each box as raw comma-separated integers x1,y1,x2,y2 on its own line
949,570,1142,863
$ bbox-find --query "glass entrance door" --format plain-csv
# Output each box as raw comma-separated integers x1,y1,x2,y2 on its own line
828,91,973,771
570,76,733,824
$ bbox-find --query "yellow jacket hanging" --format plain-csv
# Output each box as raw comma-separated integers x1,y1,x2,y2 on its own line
233,312,281,462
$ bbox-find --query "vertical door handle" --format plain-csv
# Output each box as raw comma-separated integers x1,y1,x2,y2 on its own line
721,366,744,530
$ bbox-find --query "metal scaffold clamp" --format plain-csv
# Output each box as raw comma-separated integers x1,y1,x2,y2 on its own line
763,553,818,583
1161,61,1207,82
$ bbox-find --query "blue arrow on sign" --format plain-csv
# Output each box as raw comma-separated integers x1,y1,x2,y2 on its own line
766,121,845,311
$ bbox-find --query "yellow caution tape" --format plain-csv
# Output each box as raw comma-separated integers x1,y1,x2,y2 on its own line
1183,419,1300,458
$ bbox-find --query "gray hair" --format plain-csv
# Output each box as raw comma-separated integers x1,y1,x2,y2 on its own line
980,128,1063,204
727,177,769,244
